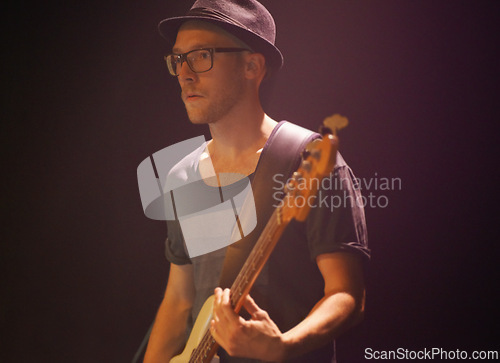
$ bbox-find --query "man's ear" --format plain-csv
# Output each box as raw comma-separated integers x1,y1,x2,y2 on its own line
244,52,267,80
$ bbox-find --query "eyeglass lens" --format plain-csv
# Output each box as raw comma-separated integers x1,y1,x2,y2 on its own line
167,49,212,76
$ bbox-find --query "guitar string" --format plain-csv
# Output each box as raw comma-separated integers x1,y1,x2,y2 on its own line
201,196,294,361
190,222,278,363
192,191,318,361
195,182,328,360
191,203,290,362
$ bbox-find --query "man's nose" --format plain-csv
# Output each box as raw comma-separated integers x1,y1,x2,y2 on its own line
178,60,196,82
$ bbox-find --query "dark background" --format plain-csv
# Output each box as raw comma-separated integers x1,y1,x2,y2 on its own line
3,1,498,362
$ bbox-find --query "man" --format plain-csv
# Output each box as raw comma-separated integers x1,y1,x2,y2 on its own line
144,1,369,362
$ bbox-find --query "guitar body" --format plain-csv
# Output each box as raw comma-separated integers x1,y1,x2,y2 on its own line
171,296,219,363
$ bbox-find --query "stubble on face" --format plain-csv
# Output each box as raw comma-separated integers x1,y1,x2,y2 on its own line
183,65,245,124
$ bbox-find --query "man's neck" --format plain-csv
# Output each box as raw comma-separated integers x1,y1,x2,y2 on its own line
200,109,277,184
208,112,276,158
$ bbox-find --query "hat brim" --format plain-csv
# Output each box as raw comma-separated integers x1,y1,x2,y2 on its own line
158,15,283,71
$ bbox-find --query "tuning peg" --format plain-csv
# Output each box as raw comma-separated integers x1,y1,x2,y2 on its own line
319,125,332,135
300,160,312,172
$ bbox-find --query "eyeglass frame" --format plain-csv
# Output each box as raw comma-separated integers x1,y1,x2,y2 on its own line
164,47,252,76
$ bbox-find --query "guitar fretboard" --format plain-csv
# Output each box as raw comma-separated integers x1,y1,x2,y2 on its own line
189,198,293,362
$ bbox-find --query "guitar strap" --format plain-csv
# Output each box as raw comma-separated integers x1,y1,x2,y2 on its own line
219,121,319,288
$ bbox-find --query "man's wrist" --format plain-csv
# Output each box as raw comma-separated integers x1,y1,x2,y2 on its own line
274,332,293,362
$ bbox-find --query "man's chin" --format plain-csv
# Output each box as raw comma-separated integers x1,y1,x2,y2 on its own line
186,109,214,125
187,114,210,125
189,119,209,125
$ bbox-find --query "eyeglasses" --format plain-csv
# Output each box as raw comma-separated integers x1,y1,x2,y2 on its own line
164,47,251,76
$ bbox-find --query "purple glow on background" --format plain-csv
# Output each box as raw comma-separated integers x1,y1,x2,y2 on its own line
3,1,497,361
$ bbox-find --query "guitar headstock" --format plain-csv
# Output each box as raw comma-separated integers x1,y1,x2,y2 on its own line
321,113,349,136
283,115,348,221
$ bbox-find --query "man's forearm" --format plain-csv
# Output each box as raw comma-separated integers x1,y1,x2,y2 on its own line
279,291,363,361
143,298,192,363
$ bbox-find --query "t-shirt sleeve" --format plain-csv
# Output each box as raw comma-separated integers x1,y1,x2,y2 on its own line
164,219,192,265
305,155,370,261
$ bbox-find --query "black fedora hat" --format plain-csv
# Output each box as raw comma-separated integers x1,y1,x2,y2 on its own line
158,0,283,72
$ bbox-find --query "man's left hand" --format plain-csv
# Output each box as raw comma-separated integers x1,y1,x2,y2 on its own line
211,287,285,361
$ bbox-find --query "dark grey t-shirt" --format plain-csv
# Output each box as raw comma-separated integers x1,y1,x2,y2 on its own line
164,124,370,362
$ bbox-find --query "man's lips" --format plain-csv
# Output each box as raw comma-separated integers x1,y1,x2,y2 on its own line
182,92,203,102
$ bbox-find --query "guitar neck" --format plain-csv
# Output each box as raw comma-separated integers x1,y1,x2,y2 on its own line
189,202,292,363
229,203,291,312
